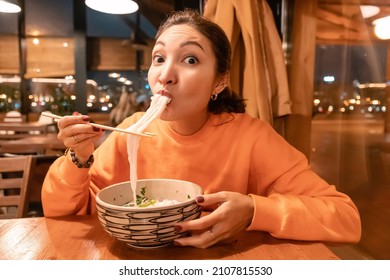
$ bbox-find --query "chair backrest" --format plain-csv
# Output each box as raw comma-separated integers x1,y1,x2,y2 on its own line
0,156,33,218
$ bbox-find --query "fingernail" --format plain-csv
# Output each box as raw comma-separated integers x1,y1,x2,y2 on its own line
173,241,182,246
82,116,90,121
174,225,182,233
195,196,204,203
72,111,79,116
92,126,100,132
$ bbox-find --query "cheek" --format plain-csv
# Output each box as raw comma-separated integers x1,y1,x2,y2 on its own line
147,69,158,91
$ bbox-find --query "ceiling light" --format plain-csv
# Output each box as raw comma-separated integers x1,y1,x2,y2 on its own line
373,16,390,40
0,0,21,13
85,0,138,15
360,5,380,19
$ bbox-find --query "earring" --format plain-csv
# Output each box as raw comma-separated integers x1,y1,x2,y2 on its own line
211,94,218,101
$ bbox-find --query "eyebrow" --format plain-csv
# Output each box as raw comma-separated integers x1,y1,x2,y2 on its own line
154,40,204,52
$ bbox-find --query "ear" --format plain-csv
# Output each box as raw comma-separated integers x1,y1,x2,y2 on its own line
214,75,229,94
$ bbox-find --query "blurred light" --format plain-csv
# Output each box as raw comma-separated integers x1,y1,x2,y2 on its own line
373,16,390,40
323,76,335,83
32,38,40,45
108,72,121,78
313,99,320,106
63,42,69,48
0,0,21,13
360,5,380,18
85,0,138,15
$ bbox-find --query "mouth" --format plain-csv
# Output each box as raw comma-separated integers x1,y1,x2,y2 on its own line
156,89,172,104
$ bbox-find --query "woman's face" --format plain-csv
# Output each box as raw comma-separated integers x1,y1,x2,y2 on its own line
148,24,223,125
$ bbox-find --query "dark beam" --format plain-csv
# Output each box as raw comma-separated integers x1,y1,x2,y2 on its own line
18,0,29,119
73,0,87,114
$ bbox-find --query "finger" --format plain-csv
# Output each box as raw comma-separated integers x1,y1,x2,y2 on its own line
66,131,102,145
177,211,217,232
57,115,91,130
175,230,216,249
195,192,229,207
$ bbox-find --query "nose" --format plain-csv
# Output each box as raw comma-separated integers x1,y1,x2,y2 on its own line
158,61,177,85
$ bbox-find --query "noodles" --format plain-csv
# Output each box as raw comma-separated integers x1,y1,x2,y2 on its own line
125,94,171,206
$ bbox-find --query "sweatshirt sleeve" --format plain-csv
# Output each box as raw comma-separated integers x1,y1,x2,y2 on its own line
246,122,361,244
41,114,142,217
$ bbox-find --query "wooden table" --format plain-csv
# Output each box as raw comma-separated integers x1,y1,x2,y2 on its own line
0,133,66,154
0,215,340,260
0,122,50,140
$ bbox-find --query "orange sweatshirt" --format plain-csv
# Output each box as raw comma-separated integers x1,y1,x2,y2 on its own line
42,112,361,243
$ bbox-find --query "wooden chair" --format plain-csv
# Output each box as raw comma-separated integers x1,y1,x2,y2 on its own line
0,156,33,219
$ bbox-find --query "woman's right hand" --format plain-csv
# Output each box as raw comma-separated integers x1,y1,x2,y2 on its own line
57,112,104,163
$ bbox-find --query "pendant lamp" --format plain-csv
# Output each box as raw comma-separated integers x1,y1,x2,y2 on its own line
0,0,21,13
85,0,138,15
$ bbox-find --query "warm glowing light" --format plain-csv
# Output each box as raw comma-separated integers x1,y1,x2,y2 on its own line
85,0,138,14
360,5,380,19
373,16,390,40
108,72,121,78
0,0,21,13
32,38,40,45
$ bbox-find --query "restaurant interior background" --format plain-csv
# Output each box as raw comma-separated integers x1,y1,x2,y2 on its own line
0,0,389,259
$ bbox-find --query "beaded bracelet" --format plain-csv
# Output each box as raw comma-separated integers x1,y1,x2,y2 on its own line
68,149,94,168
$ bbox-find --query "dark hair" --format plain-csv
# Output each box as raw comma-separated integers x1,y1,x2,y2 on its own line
155,9,246,114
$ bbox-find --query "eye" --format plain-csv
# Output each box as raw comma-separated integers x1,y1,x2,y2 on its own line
152,55,165,64
184,56,198,65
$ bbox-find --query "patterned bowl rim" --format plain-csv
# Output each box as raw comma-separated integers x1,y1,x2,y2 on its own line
95,178,203,212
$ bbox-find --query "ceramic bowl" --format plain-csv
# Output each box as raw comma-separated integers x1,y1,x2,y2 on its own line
96,179,203,248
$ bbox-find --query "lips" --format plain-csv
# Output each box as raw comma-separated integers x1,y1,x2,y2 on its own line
156,89,172,103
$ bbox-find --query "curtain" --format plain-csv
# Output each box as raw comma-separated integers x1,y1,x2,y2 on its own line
204,0,291,125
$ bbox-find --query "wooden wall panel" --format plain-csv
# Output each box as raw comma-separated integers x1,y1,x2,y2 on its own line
25,37,74,78
88,38,152,71
0,36,19,74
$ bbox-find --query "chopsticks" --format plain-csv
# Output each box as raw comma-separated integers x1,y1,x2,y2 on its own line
40,112,156,138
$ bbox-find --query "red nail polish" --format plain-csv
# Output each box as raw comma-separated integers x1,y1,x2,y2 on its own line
195,196,204,203
92,126,100,132
82,116,90,121
173,241,182,246
174,225,182,233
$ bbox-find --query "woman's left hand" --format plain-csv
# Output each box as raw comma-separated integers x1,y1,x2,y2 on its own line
173,191,254,249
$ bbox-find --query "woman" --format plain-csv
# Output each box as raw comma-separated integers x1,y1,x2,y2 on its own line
42,9,361,249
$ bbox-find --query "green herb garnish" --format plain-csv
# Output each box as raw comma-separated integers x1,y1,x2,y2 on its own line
135,186,157,207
